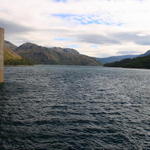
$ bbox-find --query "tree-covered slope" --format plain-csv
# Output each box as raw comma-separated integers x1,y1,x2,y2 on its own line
105,55,150,69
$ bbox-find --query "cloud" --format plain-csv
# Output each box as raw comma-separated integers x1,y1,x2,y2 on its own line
54,37,72,41
52,13,122,25
76,34,120,45
0,18,33,34
117,50,139,55
67,44,80,49
112,32,150,45
53,0,68,2
1,0,150,57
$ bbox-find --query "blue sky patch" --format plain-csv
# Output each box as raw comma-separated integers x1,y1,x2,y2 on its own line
67,44,80,49
53,0,68,2
54,37,72,41
52,13,122,26
91,44,99,48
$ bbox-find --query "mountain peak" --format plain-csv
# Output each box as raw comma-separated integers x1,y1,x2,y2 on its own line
16,42,46,52
141,50,150,57
15,42,100,65
51,47,80,55
5,40,100,66
19,42,40,48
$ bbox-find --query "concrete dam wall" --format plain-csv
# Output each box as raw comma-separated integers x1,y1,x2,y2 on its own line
0,28,4,83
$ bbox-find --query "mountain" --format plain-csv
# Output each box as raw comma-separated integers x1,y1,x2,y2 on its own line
104,50,150,69
15,43,100,66
139,50,150,57
97,55,138,64
4,41,33,65
5,41,17,51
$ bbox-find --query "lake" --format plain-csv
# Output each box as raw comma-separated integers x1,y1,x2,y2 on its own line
0,65,150,149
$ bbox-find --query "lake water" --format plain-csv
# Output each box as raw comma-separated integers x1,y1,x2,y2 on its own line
0,65,150,150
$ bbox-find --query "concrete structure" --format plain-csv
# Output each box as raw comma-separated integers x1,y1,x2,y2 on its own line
0,28,4,83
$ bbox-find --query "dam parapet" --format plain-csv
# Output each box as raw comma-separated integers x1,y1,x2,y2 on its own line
0,28,4,83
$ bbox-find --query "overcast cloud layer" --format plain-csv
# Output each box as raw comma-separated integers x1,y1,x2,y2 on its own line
1,0,150,57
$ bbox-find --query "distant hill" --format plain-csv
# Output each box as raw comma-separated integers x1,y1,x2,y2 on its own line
139,50,150,57
104,50,150,69
3,41,100,66
5,41,17,51
97,55,138,64
4,41,33,65
14,42,100,66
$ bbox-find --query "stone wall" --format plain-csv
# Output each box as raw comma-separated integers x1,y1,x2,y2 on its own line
0,28,4,83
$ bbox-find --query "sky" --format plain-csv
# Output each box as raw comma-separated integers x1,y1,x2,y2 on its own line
1,0,150,57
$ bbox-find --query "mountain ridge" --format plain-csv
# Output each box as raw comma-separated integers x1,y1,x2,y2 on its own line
97,55,138,64
104,50,150,69
4,41,33,65
4,41,100,66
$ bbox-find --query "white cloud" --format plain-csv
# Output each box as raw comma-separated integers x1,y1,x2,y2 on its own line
0,0,150,57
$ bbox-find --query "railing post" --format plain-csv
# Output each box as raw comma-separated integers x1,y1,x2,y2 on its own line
0,28,4,83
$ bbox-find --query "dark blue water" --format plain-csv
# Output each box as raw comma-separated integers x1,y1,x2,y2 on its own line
0,65,150,150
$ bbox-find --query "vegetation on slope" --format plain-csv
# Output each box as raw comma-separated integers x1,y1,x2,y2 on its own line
105,55,150,69
4,42,33,66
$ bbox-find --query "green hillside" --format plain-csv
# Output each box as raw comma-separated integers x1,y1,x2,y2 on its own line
105,55,150,69
4,42,33,66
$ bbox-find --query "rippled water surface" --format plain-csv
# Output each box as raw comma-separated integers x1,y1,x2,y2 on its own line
0,65,150,150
